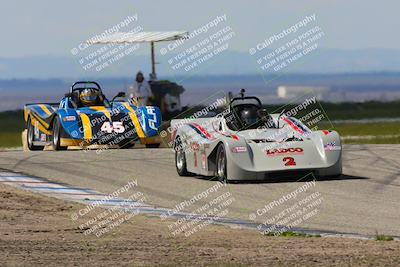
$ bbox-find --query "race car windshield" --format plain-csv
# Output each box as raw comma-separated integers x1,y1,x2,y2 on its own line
229,105,266,130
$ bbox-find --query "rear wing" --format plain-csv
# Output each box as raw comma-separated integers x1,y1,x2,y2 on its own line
23,103,58,126
25,103,59,108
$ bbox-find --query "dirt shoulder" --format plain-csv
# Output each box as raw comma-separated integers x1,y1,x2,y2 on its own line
0,183,399,267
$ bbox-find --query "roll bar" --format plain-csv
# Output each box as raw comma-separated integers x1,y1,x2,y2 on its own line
230,89,262,107
70,81,102,93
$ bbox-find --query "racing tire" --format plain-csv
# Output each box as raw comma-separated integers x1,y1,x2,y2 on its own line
27,117,45,151
216,143,228,183
175,136,190,176
51,116,67,151
145,143,160,148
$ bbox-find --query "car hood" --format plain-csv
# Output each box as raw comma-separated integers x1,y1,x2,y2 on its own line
76,105,129,116
236,126,305,142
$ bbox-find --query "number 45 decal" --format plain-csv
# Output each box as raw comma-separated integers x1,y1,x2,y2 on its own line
101,121,125,133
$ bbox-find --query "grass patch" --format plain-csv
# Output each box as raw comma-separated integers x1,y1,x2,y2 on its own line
329,122,400,136
0,110,24,132
318,101,400,120
269,101,400,120
375,232,394,241
320,122,400,144
343,136,400,144
0,110,24,148
180,101,400,121
0,132,22,148
264,231,321,238
0,105,400,147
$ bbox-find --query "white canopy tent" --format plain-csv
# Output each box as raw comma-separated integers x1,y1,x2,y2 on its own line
87,31,189,79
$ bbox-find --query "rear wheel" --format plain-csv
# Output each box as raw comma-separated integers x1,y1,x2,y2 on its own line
52,116,67,151
216,144,228,183
175,136,190,176
27,117,44,151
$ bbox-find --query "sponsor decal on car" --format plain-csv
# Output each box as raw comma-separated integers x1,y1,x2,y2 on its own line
324,141,341,151
322,130,330,135
146,107,158,131
193,151,198,167
266,147,304,157
201,152,206,169
231,146,247,153
190,142,200,151
63,116,77,122
188,123,215,140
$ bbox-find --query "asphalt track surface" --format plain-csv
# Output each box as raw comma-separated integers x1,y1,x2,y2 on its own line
0,144,399,236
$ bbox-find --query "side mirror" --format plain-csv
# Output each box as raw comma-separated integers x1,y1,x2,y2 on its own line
111,92,126,102
277,109,286,128
116,92,126,98
111,92,126,107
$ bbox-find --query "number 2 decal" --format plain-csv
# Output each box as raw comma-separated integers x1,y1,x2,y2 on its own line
283,157,296,166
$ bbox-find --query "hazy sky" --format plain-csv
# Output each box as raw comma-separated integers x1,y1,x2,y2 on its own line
1,0,399,57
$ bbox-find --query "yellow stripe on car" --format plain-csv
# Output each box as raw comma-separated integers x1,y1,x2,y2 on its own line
30,116,51,134
31,112,49,128
39,104,53,116
79,113,92,140
60,138,86,147
90,106,112,121
122,103,145,138
24,107,29,122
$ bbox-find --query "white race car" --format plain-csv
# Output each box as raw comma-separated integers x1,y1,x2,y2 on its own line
171,91,342,182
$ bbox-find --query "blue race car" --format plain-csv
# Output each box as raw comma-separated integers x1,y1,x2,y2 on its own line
24,81,162,150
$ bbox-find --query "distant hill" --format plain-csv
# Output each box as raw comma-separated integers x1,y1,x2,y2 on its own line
2,48,400,79
1,73,400,111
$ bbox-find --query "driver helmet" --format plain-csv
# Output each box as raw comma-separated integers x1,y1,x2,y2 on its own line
240,108,258,126
79,88,99,106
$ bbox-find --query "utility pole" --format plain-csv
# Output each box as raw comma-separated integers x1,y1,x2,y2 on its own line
150,41,156,80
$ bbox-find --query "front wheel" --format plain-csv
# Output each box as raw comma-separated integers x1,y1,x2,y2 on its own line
175,136,190,176
27,118,44,151
51,116,67,151
216,144,228,183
